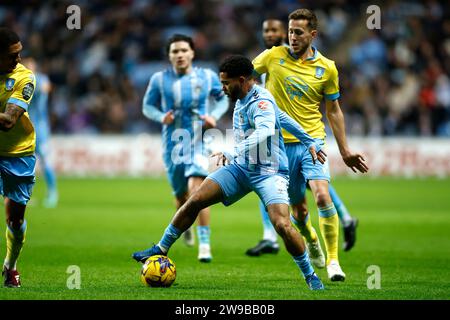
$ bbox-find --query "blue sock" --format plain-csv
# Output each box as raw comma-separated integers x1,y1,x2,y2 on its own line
293,251,314,278
259,201,277,242
329,184,352,226
158,224,182,253
197,226,210,245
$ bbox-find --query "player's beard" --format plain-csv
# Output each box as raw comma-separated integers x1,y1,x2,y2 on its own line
264,38,284,49
229,85,242,101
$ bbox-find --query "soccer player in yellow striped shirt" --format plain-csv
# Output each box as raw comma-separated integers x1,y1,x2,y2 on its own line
0,28,36,287
253,9,368,281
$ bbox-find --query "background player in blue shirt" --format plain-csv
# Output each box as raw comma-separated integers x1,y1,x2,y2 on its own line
247,18,360,258
132,55,326,290
22,57,58,208
141,34,229,262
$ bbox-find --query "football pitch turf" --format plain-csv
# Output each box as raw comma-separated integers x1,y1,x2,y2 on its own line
0,176,449,300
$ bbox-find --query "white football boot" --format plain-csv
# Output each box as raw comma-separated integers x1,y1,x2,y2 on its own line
198,243,212,263
306,238,326,269
327,259,346,281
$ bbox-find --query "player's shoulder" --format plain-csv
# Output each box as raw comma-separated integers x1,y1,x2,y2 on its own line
267,45,289,58
149,70,165,83
248,86,275,109
195,67,218,78
10,63,35,82
315,49,337,70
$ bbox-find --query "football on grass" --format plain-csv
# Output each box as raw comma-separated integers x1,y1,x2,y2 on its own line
140,255,176,287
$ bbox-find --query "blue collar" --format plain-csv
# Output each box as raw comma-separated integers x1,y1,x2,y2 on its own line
288,46,318,61
239,85,256,105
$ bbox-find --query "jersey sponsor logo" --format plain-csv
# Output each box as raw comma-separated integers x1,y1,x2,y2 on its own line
258,100,269,110
22,82,35,101
284,76,309,101
5,78,15,91
315,67,325,79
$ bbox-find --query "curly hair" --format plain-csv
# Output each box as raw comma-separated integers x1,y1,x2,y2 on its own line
219,55,254,78
0,28,20,53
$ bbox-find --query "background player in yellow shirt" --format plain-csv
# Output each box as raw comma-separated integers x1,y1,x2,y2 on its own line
0,28,36,287
253,9,368,281
247,18,361,258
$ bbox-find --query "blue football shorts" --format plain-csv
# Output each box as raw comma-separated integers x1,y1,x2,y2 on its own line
286,139,331,205
0,155,36,205
164,151,209,198
207,163,290,207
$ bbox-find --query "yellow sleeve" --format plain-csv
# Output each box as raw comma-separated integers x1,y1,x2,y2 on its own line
7,71,36,111
252,49,271,76
324,62,340,101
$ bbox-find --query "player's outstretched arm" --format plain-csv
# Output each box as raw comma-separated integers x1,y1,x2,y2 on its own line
325,99,369,173
0,103,25,131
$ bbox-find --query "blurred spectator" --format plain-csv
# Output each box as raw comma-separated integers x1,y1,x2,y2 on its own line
1,0,448,136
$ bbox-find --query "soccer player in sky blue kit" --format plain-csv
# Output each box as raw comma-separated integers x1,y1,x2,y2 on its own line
247,18,359,258
133,55,326,290
22,57,58,208
141,34,229,262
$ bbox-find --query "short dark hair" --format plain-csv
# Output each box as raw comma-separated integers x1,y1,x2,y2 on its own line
166,34,195,54
0,27,20,51
288,9,318,31
219,55,254,78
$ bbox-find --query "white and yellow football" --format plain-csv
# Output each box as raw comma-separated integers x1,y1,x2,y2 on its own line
140,255,176,287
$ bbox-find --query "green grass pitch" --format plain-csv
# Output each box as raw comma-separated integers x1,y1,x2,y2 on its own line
0,176,449,300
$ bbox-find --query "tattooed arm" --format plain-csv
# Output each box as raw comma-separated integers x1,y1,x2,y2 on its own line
0,103,25,131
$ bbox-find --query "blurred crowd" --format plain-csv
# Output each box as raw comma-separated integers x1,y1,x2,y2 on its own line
1,0,449,136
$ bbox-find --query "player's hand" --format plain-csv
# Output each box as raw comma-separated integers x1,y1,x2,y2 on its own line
201,115,217,129
211,152,229,166
308,145,327,165
342,151,369,173
162,110,175,125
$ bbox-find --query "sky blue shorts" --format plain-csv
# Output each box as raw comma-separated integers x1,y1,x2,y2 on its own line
0,155,36,205
207,163,289,207
164,153,209,198
286,140,331,205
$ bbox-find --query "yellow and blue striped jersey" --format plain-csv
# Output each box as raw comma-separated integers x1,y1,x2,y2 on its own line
253,46,340,142
0,63,36,156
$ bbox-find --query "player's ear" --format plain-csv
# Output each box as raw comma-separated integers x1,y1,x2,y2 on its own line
311,29,318,39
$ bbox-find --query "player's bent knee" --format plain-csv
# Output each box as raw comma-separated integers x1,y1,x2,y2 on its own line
314,190,331,207
272,219,291,236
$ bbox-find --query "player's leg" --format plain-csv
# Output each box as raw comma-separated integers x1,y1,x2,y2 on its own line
309,179,345,281
188,176,212,262
36,141,58,208
1,155,35,288
328,184,358,251
285,143,325,268
166,162,195,247
299,139,345,281
174,193,195,247
132,178,223,263
245,200,279,257
290,198,325,269
132,163,249,263
255,174,324,290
